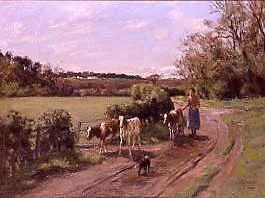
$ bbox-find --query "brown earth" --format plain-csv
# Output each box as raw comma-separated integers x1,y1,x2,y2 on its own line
16,103,241,198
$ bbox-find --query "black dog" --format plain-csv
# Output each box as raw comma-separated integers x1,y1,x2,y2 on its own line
138,154,150,176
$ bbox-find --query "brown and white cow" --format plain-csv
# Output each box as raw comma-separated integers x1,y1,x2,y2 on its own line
87,118,119,153
118,116,142,157
163,109,185,141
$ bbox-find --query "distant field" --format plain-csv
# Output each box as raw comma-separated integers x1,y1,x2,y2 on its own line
0,97,130,127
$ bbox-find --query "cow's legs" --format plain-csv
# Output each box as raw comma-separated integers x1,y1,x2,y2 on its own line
132,136,135,149
168,125,172,141
128,137,133,158
119,129,123,155
170,127,174,141
99,140,103,153
171,127,175,140
137,135,141,150
119,137,123,155
103,142,107,153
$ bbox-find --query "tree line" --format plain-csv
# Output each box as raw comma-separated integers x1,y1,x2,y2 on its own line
175,1,265,99
0,51,143,97
0,51,73,97
58,71,143,80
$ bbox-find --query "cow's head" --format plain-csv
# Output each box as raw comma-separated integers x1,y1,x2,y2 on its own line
118,115,124,128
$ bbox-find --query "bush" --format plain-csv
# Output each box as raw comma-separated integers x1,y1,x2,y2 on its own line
34,109,74,157
0,111,33,180
106,84,174,121
0,82,19,97
131,83,156,101
161,86,186,96
0,109,78,189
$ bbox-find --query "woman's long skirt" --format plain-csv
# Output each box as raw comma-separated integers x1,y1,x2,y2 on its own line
187,108,200,130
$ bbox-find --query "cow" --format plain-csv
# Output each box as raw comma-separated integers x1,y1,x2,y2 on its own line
118,116,142,157
87,118,119,153
163,109,185,141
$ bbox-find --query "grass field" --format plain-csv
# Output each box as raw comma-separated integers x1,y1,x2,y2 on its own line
0,96,130,126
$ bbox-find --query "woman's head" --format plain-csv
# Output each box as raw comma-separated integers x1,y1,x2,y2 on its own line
189,88,196,96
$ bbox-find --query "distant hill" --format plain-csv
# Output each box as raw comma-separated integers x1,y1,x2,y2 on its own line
58,71,143,80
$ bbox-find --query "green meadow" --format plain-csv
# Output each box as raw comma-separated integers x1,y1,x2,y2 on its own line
0,97,130,126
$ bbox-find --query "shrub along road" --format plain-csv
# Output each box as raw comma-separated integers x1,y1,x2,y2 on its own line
17,102,241,198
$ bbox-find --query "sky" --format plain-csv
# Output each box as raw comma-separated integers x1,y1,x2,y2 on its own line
0,1,218,78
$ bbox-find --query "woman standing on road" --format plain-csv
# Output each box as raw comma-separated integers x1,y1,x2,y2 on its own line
183,88,200,137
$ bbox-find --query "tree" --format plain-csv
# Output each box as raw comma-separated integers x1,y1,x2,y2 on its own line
175,1,265,99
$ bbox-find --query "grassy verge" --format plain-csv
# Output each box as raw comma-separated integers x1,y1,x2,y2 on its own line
176,165,221,198
0,149,103,195
222,136,235,156
215,97,265,198
176,97,265,198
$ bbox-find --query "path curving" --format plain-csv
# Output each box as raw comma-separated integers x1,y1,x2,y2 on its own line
18,105,241,198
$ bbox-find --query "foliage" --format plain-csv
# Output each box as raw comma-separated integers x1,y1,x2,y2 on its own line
0,52,60,97
161,86,186,97
0,108,75,185
175,1,265,99
106,84,174,122
34,109,74,157
131,83,170,102
0,111,33,179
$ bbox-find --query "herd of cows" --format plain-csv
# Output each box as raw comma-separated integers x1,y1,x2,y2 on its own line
86,107,186,157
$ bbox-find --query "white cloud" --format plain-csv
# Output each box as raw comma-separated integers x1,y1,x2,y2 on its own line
153,29,169,40
159,65,177,78
168,9,209,33
124,20,151,30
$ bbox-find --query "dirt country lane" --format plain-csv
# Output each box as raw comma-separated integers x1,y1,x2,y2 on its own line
18,103,241,198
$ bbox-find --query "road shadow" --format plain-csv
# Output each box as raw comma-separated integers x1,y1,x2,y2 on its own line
173,135,209,147
103,149,156,162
